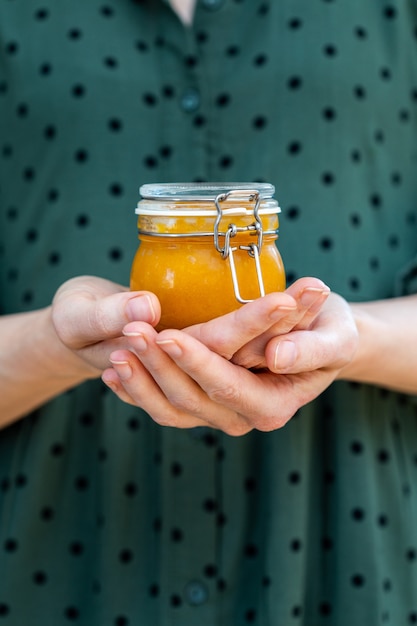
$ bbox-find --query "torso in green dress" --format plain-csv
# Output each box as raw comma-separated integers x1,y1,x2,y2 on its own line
1,2,417,624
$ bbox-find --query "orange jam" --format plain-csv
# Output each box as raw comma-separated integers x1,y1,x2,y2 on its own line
130,183,286,329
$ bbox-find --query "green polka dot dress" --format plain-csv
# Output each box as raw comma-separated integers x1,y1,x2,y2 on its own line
1,1,417,624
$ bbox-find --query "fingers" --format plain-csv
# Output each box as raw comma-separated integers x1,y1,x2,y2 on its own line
186,277,329,364
99,276,352,436
52,276,161,349
102,347,209,429
103,322,305,434
228,279,330,369
185,292,297,360
284,278,331,331
266,295,359,374
102,325,252,434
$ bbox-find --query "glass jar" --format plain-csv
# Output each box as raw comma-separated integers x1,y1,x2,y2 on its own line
130,182,285,329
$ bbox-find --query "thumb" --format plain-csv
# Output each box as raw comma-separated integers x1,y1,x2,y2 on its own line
52,279,160,350
265,328,354,375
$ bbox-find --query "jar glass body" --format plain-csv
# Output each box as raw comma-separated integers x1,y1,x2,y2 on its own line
130,183,286,329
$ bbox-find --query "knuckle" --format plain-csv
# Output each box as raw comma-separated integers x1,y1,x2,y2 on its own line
151,408,181,428
169,393,202,417
255,414,290,432
91,304,112,336
208,335,235,361
223,421,253,437
208,383,242,407
252,402,297,432
51,308,77,348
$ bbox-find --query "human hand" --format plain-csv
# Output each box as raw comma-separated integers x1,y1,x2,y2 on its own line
102,277,359,434
51,275,161,377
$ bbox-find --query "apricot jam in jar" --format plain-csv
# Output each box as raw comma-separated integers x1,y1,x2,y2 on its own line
130,182,286,329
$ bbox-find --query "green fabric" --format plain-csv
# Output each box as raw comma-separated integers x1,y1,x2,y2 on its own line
1,1,417,624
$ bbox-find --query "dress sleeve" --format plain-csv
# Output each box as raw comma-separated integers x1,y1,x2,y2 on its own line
395,255,417,296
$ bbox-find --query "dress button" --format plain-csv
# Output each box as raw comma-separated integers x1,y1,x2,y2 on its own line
180,87,200,112
201,0,224,11
184,580,209,606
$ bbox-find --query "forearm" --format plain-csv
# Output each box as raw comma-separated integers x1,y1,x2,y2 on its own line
0,308,97,427
338,295,417,394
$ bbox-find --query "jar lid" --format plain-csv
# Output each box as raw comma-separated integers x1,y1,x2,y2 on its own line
137,182,279,217
139,182,275,200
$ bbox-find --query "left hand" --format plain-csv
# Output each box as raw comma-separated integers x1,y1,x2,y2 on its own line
101,277,358,435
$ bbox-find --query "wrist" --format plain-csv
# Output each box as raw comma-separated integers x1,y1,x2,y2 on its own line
336,303,389,385
37,306,100,382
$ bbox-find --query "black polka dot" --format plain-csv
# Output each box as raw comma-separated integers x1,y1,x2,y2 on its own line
354,85,366,99
100,6,115,18
104,56,118,69
71,84,86,98
355,26,368,39
170,594,182,607
124,482,138,496
127,417,140,430
253,53,268,66
109,183,124,196
319,602,332,616
383,5,397,19
287,141,302,155
33,571,48,585
377,514,389,527
74,476,89,491
40,506,55,521
149,583,160,597
226,44,240,56
351,507,365,521
35,8,50,20
64,606,80,621
4,538,18,552
144,155,158,168
119,549,134,563
245,609,257,622
109,247,123,261
322,107,336,121
143,92,158,106
219,155,233,168
171,528,183,542
350,440,364,454
68,28,82,40
323,44,337,57
321,172,335,185
69,542,84,556
319,236,333,250
322,536,333,551
351,574,365,587
288,17,303,30
406,548,417,561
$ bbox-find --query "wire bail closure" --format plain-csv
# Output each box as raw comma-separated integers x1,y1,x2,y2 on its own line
214,189,265,303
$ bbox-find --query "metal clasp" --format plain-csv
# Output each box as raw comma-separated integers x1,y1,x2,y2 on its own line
214,189,265,303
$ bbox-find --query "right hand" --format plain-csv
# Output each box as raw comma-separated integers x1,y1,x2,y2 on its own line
51,275,161,377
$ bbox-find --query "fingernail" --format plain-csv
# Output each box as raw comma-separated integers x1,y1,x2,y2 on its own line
102,377,118,393
126,295,156,323
155,338,183,358
122,329,147,353
109,359,132,381
269,304,297,321
300,287,328,307
274,340,296,370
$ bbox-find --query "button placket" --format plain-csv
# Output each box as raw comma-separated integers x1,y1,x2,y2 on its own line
184,580,209,606
201,0,225,11
180,86,201,112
